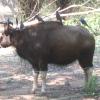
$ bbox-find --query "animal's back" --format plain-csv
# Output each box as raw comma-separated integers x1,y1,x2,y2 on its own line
45,25,95,65
9,22,95,66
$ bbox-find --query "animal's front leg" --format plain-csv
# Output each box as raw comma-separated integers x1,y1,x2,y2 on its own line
32,71,39,93
40,71,47,93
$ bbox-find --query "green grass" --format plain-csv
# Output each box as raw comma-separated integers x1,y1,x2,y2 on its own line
85,75,97,96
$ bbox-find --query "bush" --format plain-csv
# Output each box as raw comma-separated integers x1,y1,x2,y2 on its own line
64,13,100,36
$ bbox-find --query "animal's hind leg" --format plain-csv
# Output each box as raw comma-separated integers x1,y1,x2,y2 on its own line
78,51,94,83
79,63,94,85
83,67,93,82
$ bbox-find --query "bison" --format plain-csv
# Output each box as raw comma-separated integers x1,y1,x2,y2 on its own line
0,20,95,94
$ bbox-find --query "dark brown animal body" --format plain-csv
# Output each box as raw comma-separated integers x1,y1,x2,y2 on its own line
0,21,95,93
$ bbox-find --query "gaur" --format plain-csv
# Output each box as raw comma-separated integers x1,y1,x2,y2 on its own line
0,20,95,94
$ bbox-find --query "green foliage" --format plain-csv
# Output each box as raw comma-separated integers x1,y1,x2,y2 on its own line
84,13,100,36
71,0,100,8
64,17,79,25
40,0,57,16
17,0,100,22
64,13,100,36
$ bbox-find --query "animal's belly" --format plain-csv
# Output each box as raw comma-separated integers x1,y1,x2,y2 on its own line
48,54,78,65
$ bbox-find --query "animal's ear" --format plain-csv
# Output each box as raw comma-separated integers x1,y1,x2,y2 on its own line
20,20,24,29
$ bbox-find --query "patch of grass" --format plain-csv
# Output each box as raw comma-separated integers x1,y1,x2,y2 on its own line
85,75,97,96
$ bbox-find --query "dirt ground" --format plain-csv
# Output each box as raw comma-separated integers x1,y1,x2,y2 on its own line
0,36,100,100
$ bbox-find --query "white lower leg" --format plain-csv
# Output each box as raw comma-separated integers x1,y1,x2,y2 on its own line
40,71,47,93
87,67,94,79
32,71,39,93
84,67,93,82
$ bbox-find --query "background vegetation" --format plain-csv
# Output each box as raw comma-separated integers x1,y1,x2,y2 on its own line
17,0,100,36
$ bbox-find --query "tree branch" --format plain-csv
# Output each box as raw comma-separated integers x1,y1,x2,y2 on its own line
44,8,100,20
26,0,57,22
59,0,94,13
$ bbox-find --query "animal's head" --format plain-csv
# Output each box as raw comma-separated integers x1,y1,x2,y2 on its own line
0,18,25,47
0,19,12,47
0,19,13,36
